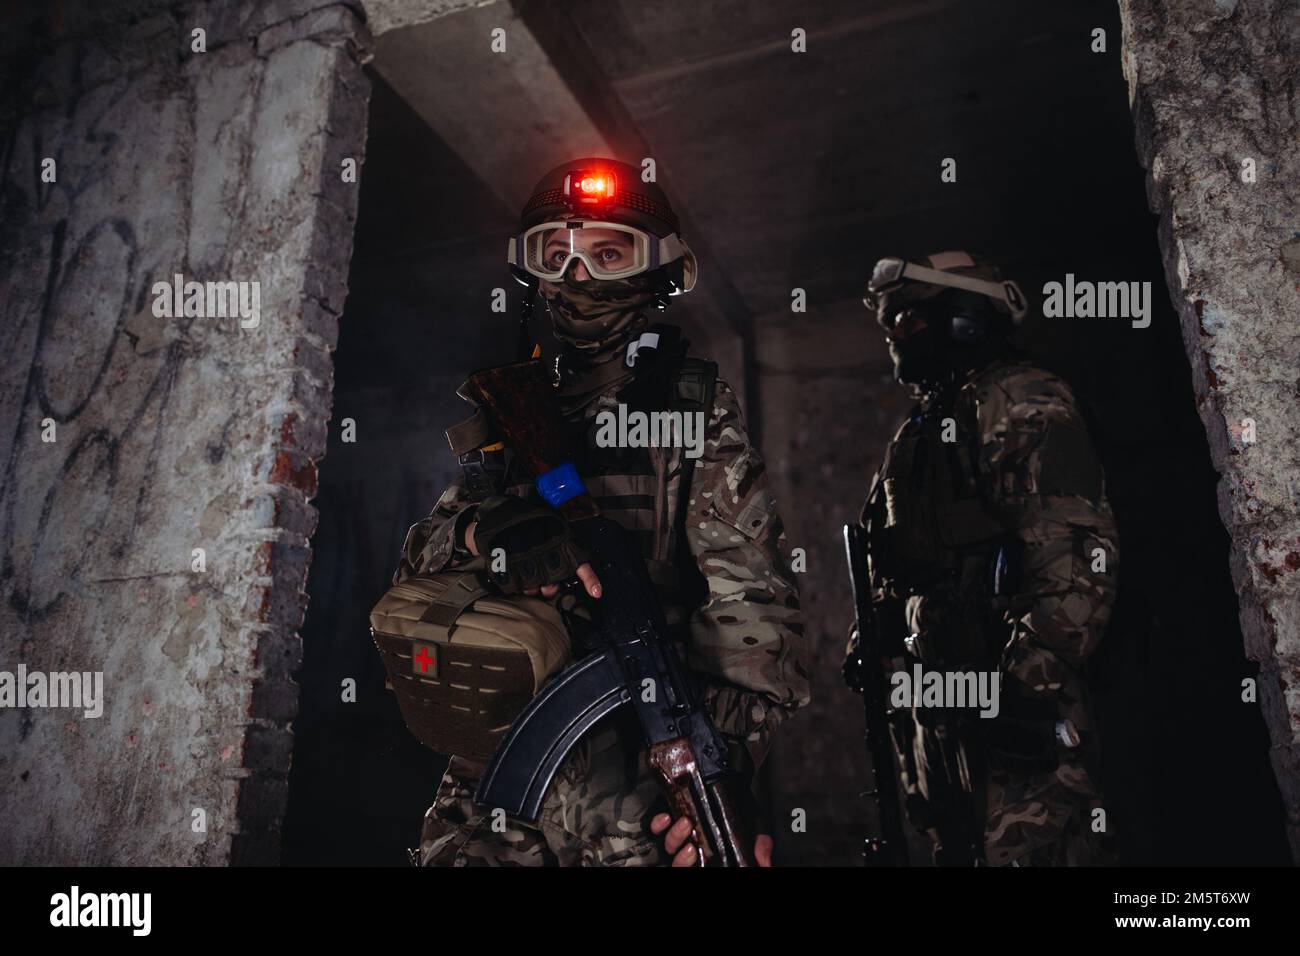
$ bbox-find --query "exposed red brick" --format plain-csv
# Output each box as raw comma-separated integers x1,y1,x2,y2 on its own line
268,449,318,496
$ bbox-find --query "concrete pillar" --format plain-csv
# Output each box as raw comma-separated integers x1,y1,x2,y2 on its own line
0,1,371,864
1119,0,1300,859
757,300,917,865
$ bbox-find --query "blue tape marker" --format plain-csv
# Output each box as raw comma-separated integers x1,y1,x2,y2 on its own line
536,460,587,508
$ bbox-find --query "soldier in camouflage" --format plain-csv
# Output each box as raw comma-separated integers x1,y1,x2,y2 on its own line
844,251,1118,866
395,159,810,866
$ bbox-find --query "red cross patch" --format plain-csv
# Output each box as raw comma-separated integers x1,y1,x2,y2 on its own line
412,642,438,678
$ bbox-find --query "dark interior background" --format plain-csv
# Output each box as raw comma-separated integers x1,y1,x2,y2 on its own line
282,0,1290,866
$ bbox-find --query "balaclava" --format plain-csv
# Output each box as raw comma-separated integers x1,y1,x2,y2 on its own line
546,271,661,415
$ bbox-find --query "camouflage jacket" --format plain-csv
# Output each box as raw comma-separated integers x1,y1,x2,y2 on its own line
862,358,1119,697
395,372,811,774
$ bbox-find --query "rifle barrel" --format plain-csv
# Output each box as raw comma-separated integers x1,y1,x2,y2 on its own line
844,523,910,867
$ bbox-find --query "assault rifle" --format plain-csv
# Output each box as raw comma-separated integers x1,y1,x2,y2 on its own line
843,522,910,866
466,359,754,867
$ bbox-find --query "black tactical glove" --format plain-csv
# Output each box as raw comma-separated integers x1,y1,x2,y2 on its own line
471,495,587,594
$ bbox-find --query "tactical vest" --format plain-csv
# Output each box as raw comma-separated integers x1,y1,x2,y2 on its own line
452,344,717,632
567,354,717,630
860,370,1012,668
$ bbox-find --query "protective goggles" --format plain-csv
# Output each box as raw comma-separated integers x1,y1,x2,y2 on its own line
507,220,689,284
865,257,1028,321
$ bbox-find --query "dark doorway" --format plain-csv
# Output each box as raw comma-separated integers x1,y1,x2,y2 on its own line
280,75,517,864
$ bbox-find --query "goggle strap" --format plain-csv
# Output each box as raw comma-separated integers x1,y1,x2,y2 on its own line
898,262,1027,319
659,234,682,264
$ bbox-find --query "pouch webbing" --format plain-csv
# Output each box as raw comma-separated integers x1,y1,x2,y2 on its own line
417,572,491,627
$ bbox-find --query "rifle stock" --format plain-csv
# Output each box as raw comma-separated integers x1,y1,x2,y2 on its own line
467,360,753,867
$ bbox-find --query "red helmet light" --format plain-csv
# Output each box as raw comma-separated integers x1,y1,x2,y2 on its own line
566,169,616,205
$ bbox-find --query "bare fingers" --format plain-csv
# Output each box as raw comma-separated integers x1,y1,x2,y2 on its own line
650,813,698,866
575,562,602,599
525,564,600,600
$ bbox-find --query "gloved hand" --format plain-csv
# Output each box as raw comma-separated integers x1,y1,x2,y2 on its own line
982,676,1060,774
470,495,588,595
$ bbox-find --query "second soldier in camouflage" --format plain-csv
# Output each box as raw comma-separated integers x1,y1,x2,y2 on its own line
845,251,1118,866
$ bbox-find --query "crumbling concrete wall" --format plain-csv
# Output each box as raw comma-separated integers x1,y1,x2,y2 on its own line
0,0,370,864
1119,0,1300,859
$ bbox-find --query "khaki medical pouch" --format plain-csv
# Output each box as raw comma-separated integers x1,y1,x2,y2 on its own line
369,570,571,762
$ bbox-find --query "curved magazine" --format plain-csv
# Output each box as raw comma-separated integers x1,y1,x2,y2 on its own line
473,649,630,821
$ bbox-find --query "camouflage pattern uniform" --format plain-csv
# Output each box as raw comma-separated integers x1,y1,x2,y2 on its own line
398,372,811,866
856,357,1117,866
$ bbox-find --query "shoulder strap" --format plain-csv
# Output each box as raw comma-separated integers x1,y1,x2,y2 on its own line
935,378,1012,545
671,357,718,530
952,386,986,499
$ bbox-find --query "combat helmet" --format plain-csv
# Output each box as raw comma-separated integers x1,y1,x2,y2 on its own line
865,250,1027,342
509,158,695,288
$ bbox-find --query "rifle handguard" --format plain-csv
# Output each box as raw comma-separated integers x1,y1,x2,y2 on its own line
472,495,588,594
842,624,865,694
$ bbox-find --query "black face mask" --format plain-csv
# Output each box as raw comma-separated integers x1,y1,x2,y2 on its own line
877,289,1008,387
